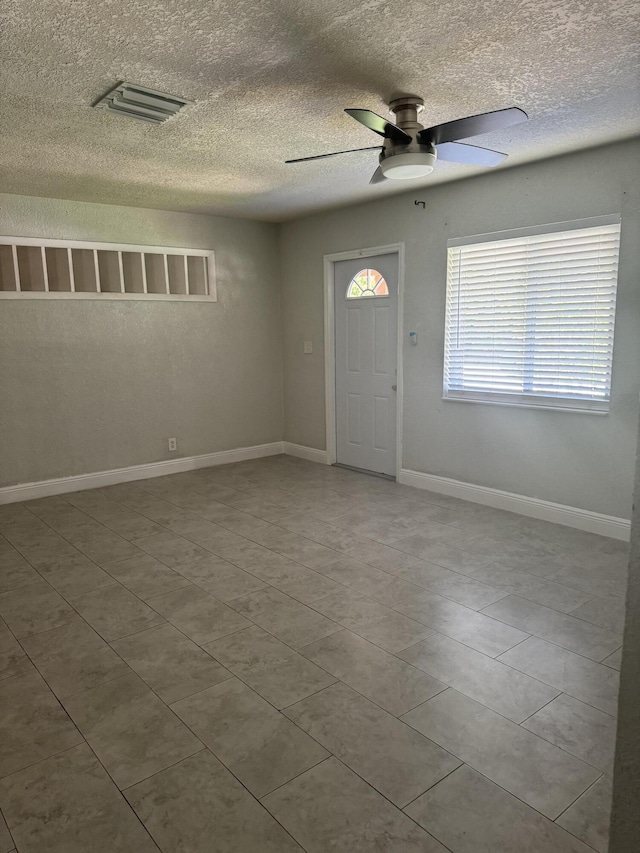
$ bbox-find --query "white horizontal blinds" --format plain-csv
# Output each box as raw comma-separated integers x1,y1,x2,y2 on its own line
444,221,621,411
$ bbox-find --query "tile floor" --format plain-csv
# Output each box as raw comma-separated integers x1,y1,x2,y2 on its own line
0,455,628,852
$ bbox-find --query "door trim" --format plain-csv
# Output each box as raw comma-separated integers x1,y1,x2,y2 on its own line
323,243,405,479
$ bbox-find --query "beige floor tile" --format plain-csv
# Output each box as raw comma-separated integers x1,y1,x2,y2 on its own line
97,511,165,541
73,532,142,566
274,568,346,604
396,559,477,586
37,551,116,597
419,572,509,609
311,587,436,651
522,693,617,773
570,597,626,634
171,677,328,797
0,810,12,853
391,528,469,555
263,532,341,569
175,554,266,600
391,536,492,575
545,562,628,600
341,538,423,574
212,542,301,578
14,534,78,568
349,610,436,653
285,681,460,806
601,647,622,670
0,671,83,777
400,632,558,722
498,637,620,716
0,581,78,639
204,625,336,708
229,587,341,649
21,620,129,699
214,511,275,539
132,531,211,568
69,584,165,641
193,527,255,559
164,515,229,546
470,537,569,577
0,619,16,653
63,672,202,789
103,552,191,600
314,555,399,592
556,774,612,853
0,551,40,594
0,641,33,681
469,563,593,613
125,749,304,852
262,756,448,853
393,590,529,656
0,744,157,853
301,629,446,716
148,584,251,644
111,623,232,703
402,689,600,819
405,764,593,852
482,595,622,661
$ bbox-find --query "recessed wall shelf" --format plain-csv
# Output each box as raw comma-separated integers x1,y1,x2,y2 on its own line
0,237,216,301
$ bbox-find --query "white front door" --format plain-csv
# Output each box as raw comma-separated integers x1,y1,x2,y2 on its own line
334,254,398,476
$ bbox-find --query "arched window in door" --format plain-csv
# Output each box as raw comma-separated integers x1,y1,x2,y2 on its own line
346,268,389,299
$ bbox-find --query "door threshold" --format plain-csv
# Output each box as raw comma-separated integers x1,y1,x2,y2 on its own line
332,463,396,481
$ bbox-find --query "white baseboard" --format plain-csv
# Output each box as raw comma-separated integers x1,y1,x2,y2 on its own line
282,442,329,464
0,442,284,505
399,468,631,541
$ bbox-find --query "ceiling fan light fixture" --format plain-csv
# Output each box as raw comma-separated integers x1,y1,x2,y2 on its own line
380,152,436,179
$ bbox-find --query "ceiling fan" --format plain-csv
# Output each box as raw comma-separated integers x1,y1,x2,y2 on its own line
285,96,528,183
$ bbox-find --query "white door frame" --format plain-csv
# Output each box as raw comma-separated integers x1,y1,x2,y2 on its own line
323,242,405,479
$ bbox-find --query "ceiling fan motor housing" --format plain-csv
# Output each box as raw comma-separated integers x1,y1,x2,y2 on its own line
381,95,437,178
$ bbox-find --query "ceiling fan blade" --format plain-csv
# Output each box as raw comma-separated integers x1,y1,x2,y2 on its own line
345,109,412,145
419,107,528,145
285,145,382,164
436,142,507,166
369,166,386,184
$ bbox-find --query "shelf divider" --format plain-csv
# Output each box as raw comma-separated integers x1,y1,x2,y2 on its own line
12,245,21,291
40,246,50,292
117,251,125,293
93,249,101,293
67,248,76,292
140,253,148,294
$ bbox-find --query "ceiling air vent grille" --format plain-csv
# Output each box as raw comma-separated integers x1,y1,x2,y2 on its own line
94,82,192,124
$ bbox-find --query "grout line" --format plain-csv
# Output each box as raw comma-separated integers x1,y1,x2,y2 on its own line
552,771,607,825
400,762,463,810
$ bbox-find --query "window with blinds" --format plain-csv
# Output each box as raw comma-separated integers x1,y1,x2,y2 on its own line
443,216,621,412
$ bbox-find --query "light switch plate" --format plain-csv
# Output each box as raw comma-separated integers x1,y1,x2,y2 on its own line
304,340,313,354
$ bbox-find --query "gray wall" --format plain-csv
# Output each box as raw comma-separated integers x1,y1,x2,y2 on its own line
609,414,640,850
279,139,640,519
0,193,283,486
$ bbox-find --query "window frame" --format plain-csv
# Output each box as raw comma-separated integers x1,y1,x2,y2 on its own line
345,268,390,300
442,215,621,415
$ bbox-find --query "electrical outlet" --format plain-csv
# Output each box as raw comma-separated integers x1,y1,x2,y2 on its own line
304,340,312,354
168,437,177,452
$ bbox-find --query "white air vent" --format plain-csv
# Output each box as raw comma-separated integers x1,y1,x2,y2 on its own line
94,82,192,124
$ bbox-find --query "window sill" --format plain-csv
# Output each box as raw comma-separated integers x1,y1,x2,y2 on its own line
441,396,610,416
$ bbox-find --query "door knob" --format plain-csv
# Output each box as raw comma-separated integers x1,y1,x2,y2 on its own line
391,385,397,391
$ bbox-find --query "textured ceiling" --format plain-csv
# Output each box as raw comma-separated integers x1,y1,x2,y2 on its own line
0,0,638,221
